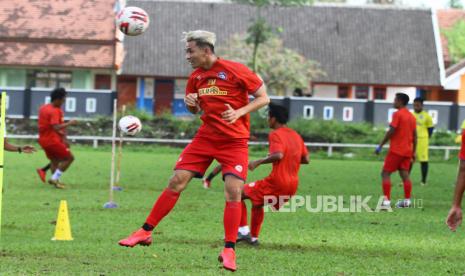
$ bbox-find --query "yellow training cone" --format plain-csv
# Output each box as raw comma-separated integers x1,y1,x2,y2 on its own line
52,200,73,241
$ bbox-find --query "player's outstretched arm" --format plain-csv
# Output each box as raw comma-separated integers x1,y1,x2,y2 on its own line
52,119,78,131
248,152,283,171
446,160,465,231
4,138,36,153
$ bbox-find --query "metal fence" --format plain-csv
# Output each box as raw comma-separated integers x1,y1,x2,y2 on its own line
7,135,460,160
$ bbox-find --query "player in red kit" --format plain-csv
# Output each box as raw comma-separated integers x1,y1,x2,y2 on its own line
201,104,309,244
118,30,270,272
38,88,77,189
238,103,309,244
375,93,416,209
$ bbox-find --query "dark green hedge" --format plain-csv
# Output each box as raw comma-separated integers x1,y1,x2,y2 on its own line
6,109,460,146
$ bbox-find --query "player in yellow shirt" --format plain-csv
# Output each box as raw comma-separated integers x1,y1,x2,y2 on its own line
412,98,434,185
455,120,465,144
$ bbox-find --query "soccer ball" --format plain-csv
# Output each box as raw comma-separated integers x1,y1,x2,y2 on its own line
116,6,150,36
118,115,142,136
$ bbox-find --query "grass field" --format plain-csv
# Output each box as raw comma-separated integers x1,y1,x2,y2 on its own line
1,145,465,275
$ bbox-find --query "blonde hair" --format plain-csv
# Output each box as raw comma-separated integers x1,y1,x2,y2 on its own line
182,30,216,48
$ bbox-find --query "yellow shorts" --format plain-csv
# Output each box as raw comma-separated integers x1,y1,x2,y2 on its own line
416,138,429,162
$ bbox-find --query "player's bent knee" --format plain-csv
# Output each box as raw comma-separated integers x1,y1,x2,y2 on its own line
168,173,189,192
225,188,242,201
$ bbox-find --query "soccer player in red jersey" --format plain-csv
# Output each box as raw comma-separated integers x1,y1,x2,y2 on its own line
237,103,309,245
375,93,416,209
37,88,77,189
201,104,309,244
445,123,465,231
118,30,270,272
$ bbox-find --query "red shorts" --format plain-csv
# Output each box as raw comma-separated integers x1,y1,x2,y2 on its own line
383,151,411,173
174,135,248,181
41,142,72,160
243,179,297,210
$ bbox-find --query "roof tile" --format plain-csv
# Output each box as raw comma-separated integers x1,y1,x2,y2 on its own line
122,1,441,86
0,0,117,40
0,42,115,68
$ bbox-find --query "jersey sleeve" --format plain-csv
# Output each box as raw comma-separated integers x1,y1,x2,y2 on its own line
461,120,465,130
235,64,263,94
426,114,434,128
268,132,284,155
390,111,400,128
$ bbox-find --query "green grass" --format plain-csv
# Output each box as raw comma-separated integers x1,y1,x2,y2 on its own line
1,145,465,275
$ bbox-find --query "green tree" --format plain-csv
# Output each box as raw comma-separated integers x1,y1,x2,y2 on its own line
218,33,325,96
443,20,465,64
449,0,463,9
231,0,313,72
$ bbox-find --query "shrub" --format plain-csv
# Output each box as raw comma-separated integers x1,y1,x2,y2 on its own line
6,114,459,146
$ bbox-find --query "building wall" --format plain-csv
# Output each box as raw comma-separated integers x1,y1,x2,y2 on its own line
1,85,462,131
117,76,178,115
72,70,92,89
286,97,367,122
269,96,458,130
0,68,26,87
313,85,338,98
373,100,452,129
313,84,418,101
90,69,117,90
0,87,115,118
386,87,416,101
458,104,465,130
458,74,465,104
173,79,189,116
117,76,137,108
136,77,155,113
0,67,114,90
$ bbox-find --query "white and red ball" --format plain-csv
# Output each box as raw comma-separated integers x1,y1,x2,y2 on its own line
118,115,142,136
116,6,150,36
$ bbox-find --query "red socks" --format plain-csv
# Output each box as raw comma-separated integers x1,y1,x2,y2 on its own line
403,179,412,199
382,178,412,200
145,188,180,228
224,201,242,243
382,179,391,200
239,201,248,227
251,206,264,238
